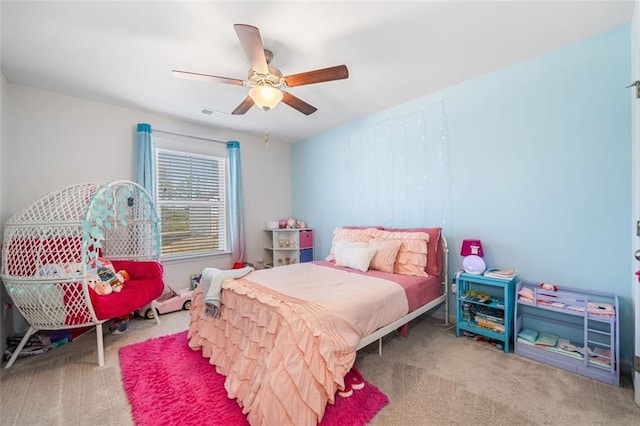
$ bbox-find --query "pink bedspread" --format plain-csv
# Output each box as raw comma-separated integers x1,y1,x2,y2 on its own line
312,260,442,312
188,263,412,426
189,280,349,425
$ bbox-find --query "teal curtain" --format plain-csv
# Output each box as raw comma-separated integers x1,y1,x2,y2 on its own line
227,141,245,264
135,123,155,199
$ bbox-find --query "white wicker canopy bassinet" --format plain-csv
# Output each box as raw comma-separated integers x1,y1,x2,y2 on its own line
1,180,163,368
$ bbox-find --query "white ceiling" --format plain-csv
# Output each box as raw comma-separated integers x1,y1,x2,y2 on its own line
1,1,635,143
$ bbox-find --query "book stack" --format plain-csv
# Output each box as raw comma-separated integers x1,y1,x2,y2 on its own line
474,306,505,333
3,333,52,361
483,268,517,280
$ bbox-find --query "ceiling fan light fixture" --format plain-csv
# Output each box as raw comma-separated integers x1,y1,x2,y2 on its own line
249,84,283,111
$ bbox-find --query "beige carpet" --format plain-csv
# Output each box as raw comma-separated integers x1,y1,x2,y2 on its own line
1,311,638,425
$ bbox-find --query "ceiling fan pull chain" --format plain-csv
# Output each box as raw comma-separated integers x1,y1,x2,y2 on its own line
264,110,270,150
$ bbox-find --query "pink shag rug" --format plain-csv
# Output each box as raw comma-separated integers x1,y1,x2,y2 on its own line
119,331,389,426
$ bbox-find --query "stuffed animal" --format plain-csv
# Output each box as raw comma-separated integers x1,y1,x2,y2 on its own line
95,280,113,296
86,274,100,287
61,262,83,276
110,270,129,293
87,274,112,295
118,270,130,282
36,264,63,277
92,257,131,293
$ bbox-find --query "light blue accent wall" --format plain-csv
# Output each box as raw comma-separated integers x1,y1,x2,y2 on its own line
293,26,633,364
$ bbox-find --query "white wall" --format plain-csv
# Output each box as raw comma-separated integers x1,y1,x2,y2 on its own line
1,83,292,316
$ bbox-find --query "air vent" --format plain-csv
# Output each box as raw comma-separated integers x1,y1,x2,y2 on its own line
200,108,226,117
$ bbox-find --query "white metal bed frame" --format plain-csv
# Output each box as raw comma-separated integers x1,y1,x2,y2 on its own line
356,235,449,355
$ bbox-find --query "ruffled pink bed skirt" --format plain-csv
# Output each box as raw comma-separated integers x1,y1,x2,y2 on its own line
188,278,356,426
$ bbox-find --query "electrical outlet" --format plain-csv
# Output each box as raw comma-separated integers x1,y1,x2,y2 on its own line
451,283,457,294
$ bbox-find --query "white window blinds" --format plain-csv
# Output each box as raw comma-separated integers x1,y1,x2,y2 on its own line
156,148,227,257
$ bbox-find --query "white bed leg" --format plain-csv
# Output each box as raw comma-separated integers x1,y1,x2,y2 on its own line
96,323,104,367
445,298,449,325
378,337,383,356
4,326,36,369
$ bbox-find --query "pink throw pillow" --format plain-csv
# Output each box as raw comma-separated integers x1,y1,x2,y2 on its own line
370,229,429,277
368,239,402,273
384,227,442,277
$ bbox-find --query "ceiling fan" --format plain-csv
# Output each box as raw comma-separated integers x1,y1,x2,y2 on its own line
172,24,349,116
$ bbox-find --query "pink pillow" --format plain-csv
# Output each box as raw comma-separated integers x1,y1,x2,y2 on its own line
325,228,375,261
370,229,429,277
384,227,442,277
368,239,402,273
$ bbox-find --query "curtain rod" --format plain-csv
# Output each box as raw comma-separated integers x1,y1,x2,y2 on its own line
153,128,227,145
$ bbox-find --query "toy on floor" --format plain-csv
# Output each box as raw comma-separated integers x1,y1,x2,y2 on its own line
136,285,193,319
109,313,132,334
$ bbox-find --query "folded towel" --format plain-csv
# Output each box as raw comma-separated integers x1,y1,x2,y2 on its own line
518,287,535,300
534,333,559,347
201,266,254,317
517,328,539,343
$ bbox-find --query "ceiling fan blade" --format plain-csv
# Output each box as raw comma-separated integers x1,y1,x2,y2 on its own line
172,70,244,86
282,91,317,115
231,96,255,115
284,65,349,87
234,24,269,75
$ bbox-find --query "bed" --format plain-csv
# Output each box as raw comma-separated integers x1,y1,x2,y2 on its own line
188,227,449,425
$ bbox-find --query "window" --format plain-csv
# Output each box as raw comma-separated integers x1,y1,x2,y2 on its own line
155,148,228,258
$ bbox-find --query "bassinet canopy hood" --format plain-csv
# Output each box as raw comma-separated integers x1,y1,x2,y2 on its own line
0,180,163,368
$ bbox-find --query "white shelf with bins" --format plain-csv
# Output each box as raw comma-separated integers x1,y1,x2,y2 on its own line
262,229,313,268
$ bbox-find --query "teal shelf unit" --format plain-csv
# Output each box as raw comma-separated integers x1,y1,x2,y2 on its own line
455,271,517,353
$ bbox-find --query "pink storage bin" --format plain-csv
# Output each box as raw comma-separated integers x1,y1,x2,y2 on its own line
299,230,313,249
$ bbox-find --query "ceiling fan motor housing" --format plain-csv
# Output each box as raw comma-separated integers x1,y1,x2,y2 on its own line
247,65,283,88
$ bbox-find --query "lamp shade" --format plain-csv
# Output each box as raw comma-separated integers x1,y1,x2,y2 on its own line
249,84,283,111
460,239,483,257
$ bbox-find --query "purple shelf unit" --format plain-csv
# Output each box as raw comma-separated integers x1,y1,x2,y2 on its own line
514,281,619,386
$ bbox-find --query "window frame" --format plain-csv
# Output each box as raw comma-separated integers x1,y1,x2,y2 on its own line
153,139,230,261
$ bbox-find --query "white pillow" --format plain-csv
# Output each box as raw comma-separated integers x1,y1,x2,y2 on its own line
334,240,377,272
325,227,374,261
